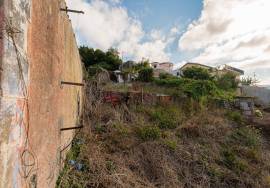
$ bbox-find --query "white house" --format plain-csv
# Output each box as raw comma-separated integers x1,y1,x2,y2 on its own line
150,62,174,77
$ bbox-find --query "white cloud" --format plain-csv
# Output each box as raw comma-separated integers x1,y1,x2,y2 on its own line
66,0,176,62
179,0,270,85
108,0,122,4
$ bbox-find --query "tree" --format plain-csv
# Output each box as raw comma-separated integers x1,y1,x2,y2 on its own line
79,46,122,72
134,60,150,72
137,68,154,82
105,48,122,71
182,67,212,80
240,77,253,86
241,75,259,86
79,46,95,68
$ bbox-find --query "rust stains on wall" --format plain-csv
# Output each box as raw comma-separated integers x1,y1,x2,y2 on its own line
0,0,83,187
0,0,31,187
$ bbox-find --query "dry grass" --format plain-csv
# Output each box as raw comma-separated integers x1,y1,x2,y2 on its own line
57,81,270,188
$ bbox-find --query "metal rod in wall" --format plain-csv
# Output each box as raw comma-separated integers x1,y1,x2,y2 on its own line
61,81,85,87
60,125,83,131
60,7,84,14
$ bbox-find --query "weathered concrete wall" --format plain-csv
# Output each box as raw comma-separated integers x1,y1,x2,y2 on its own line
0,0,31,187
0,0,83,187
242,86,270,107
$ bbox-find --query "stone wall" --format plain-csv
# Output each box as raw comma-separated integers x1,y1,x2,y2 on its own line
0,0,83,187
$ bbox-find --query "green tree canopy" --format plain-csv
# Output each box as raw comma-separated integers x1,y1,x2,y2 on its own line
79,46,122,71
132,60,150,72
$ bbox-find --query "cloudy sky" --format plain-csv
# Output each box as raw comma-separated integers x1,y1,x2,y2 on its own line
66,0,270,85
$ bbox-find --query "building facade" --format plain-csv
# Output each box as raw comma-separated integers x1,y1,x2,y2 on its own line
150,62,174,77
216,65,244,80
175,62,216,77
175,62,244,79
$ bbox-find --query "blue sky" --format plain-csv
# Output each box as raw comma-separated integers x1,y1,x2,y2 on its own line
67,0,270,85
122,0,203,62
122,0,202,33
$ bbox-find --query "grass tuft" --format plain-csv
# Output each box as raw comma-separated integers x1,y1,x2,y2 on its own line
137,126,161,141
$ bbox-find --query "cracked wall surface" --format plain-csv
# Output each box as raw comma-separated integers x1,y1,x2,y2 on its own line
0,0,83,187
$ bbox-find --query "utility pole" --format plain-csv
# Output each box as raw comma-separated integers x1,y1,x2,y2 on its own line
60,6,84,14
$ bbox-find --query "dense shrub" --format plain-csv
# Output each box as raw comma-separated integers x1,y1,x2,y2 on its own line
155,75,240,101
137,68,154,82
183,79,218,99
155,78,186,87
216,73,239,91
155,67,239,102
155,78,219,100
159,73,176,79
182,67,212,80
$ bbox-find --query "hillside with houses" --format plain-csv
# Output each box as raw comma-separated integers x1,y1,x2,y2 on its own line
1,1,269,188
57,47,270,188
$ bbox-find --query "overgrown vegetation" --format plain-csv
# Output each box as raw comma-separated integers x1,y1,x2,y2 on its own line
240,75,259,86
56,50,270,187
137,67,154,82
155,67,238,101
216,73,238,91
79,46,122,76
57,81,270,188
137,126,161,141
182,66,212,80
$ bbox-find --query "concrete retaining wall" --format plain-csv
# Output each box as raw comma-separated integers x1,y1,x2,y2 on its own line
0,0,83,187
242,86,270,107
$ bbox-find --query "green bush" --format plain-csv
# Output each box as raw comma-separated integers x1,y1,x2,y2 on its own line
150,109,178,129
159,73,176,79
222,148,237,168
113,123,129,136
216,73,239,91
137,68,154,82
155,78,185,87
150,106,178,129
183,79,218,100
230,127,261,148
137,126,161,141
225,111,243,124
164,140,177,151
182,67,212,80
155,77,219,100
222,148,248,173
